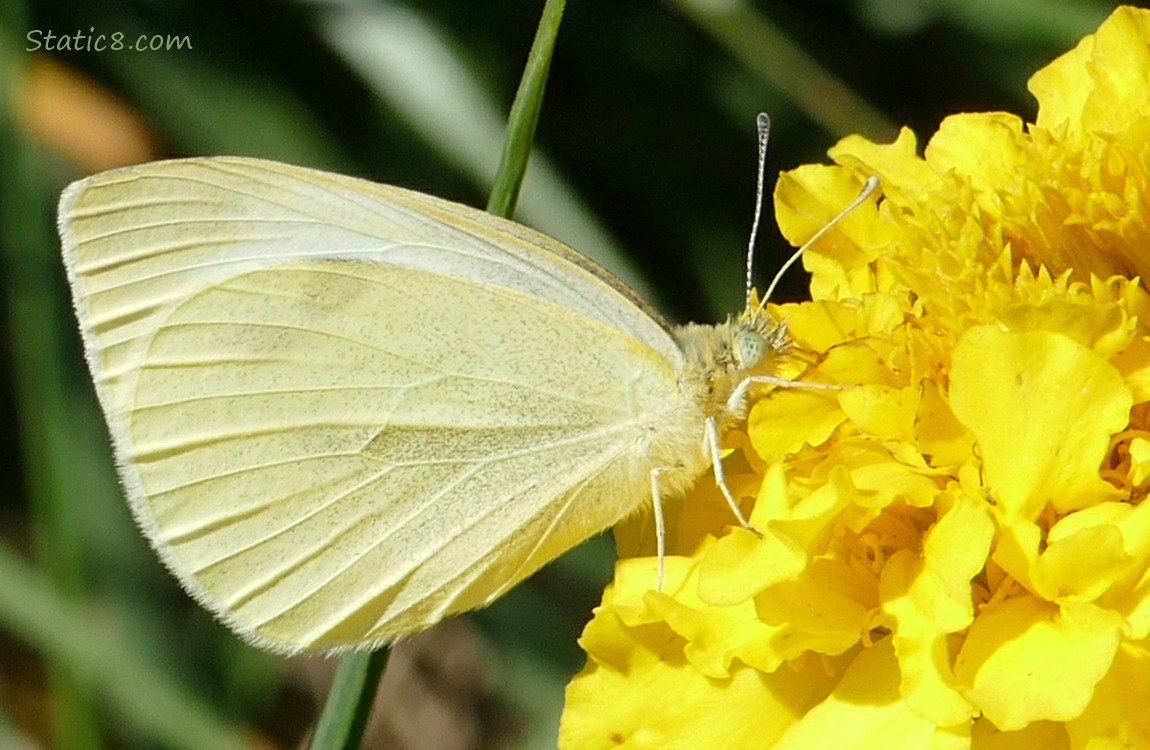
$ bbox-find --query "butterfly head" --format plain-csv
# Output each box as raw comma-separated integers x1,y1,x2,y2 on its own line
673,305,790,421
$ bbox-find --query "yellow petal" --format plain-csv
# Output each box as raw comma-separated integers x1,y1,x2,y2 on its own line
1086,499,1150,639
1028,25,1094,134
839,384,919,441
774,638,969,750
848,459,944,510
969,719,1069,750
697,525,805,607
578,558,695,673
614,479,738,560
915,379,976,469
925,112,1028,196
1112,337,1150,403
991,519,1043,596
949,325,1131,521
1030,6,1150,136
827,128,939,209
560,638,844,750
775,300,862,353
996,298,1135,359
755,558,877,661
646,574,783,678
820,338,903,386
1128,436,1150,485
777,294,904,354
954,597,1123,730
881,493,993,725
749,389,843,458
1033,504,1132,601
1065,641,1150,748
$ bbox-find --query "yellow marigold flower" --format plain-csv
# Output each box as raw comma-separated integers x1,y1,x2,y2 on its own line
560,6,1150,748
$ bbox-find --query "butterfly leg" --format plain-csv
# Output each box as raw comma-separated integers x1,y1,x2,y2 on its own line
703,374,845,537
649,467,669,591
704,416,761,536
724,374,845,415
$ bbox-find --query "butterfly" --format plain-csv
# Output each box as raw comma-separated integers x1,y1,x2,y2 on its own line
58,125,876,653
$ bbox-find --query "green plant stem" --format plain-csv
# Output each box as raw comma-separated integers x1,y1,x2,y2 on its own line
307,650,391,750
487,0,566,219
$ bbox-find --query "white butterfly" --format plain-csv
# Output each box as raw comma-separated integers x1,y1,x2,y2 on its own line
59,141,875,654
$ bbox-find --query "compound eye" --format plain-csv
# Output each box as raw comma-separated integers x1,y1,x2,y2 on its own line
738,330,766,368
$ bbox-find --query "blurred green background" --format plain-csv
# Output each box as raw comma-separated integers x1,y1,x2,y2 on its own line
0,0,1131,747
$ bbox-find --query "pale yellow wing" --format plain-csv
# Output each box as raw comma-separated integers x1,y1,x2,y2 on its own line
59,157,690,653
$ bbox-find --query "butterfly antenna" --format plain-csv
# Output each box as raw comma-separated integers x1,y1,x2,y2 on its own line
756,174,881,314
743,113,771,312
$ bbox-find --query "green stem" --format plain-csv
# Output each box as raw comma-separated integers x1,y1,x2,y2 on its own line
307,650,391,750
486,0,567,219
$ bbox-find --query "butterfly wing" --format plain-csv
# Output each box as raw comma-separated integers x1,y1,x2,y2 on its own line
59,157,691,652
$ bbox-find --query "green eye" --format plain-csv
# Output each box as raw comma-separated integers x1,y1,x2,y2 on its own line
738,331,766,368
